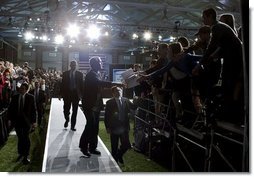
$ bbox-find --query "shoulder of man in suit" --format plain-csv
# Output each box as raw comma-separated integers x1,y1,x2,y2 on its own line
107,98,115,103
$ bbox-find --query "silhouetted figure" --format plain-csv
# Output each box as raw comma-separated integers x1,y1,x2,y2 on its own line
60,60,83,131
8,82,37,164
79,56,123,158
104,86,136,164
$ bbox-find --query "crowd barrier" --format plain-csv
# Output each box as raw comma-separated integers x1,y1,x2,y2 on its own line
133,94,248,172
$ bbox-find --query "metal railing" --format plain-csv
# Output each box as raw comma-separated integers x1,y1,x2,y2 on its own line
133,93,248,172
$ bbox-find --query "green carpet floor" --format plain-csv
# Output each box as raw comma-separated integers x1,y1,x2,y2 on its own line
0,106,168,172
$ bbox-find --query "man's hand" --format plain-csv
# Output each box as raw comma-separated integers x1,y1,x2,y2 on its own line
137,73,149,82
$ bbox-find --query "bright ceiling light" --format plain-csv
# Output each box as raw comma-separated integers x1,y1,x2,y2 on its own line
42,35,47,41
55,34,64,44
143,31,152,40
24,31,34,41
158,35,162,41
132,33,138,39
86,25,101,40
66,24,80,38
169,36,175,42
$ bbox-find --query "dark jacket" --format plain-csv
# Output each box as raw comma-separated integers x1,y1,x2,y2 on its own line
201,21,243,80
104,97,136,134
8,93,37,128
82,70,113,110
60,70,83,98
29,88,46,112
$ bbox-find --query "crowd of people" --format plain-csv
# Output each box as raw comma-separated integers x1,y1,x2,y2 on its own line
135,8,244,128
0,60,62,111
0,60,61,164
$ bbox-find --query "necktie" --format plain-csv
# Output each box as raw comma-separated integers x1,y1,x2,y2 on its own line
70,71,76,90
118,98,124,121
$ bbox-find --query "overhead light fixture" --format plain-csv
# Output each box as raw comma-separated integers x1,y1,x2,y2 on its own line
66,24,80,38
132,33,138,39
143,31,152,41
169,36,175,42
42,35,47,41
86,24,101,40
24,31,34,41
55,34,64,44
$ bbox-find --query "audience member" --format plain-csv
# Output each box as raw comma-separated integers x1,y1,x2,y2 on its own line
177,36,190,52
29,79,47,129
7,82,37,164
193,7,244,123
219,13,238,35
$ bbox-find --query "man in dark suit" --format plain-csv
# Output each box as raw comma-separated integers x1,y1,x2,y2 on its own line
192,8,244,124
79,56,123,157
60,60,83,131
104,86,136,164
29,79,46,129
8,82,37,164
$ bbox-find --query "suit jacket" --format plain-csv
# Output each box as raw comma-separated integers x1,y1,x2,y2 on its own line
60,70,83,99
82,69,113,110
201,21,243,79
8,93,37,128
29,88,46,112
104,97,136,134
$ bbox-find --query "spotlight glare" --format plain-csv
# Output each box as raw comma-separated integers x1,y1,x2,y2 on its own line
24,31,34,41
55,34,64,44
87,25,101,40
42,35,47,41
66,24,80,38
132,33,138,39
169,36,175,42
144,31,152,40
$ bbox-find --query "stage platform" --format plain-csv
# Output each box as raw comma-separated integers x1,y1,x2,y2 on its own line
42,98,121,173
